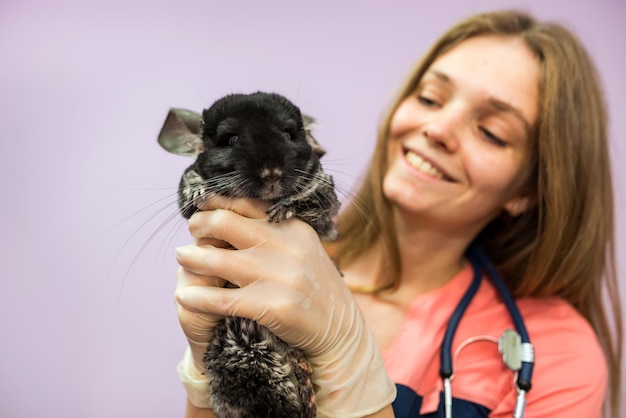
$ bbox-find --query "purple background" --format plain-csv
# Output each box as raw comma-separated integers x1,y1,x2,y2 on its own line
1,1,625,417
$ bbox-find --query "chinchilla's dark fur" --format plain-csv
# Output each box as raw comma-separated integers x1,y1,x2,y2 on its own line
207,316,317,418
158,92,340,417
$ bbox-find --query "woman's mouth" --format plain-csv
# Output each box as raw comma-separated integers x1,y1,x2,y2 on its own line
405,150,454,181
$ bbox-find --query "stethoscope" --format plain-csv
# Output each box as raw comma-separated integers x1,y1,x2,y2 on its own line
440,246,535,418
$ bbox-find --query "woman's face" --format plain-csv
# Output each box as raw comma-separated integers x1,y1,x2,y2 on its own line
383,35,539,235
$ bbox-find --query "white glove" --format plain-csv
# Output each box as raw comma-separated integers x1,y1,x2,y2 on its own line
175,219,231,409
177,345,211,408
174,197,396,417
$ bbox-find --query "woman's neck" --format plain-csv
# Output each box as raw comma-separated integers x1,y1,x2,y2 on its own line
394,228,467,299
345,213,475,305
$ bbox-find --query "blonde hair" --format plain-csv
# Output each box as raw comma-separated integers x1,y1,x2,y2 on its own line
332,10,622,417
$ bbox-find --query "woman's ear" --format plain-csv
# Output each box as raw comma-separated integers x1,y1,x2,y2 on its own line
503,196,535,217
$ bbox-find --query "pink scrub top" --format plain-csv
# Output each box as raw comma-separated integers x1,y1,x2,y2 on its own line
384,262,607,417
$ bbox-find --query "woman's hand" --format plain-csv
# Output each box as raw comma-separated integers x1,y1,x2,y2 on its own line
175,196,396,417
175,266,226,376
174,198,267,404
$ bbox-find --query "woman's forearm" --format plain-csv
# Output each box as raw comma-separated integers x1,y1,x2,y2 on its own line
365,404,395,418
185,399,216,418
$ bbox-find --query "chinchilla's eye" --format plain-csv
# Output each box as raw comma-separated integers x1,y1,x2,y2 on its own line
283,127,299,141
217,134,238,147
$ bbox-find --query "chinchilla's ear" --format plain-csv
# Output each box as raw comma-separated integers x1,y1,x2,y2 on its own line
302,114,326,158
157,108,204,156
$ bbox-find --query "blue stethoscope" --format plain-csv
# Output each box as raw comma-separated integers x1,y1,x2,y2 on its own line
440,246,534,418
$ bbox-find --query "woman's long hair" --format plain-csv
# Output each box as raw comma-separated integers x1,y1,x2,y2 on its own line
332,10,622,417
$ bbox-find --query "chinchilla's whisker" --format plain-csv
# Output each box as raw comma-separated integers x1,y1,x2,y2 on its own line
107,185,179,191
111,195,185,301
154,209,191,269
110,177,242,298
321,167,369,184
318,155,371,164
109,194,179,271
115,216,184,302
292,168,313,182
104,188,181,234
207,172,244,191
334,184,366,213
333,183,385,240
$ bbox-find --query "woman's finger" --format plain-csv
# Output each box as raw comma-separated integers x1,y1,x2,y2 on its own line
196,194,269,218
175,266,226,290
175,244,274,288
188,209,274,250
175,269,227,371
195,236,232,248
174,281,307,322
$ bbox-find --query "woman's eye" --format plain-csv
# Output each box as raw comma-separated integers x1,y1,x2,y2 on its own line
418,95,439,107
480,127,506,147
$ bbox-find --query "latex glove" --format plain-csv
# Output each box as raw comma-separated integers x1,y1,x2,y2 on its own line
176,229,235,409
175,197,396,417
175,197,273,408
176,266,225,377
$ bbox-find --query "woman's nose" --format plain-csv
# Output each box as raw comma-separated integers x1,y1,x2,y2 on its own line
423,106,462,153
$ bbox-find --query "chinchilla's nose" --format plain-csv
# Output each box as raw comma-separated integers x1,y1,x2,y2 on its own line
260,167,283,182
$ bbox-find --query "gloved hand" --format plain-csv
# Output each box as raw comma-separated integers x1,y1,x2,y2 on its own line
175,227,232,409
176,266,225,376
175,196,396,417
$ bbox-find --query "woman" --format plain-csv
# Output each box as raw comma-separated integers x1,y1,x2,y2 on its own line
174,10,623,418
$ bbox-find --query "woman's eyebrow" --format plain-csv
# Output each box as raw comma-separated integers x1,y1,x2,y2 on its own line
487,98,532,135
426,68,532,135
424,69,452,84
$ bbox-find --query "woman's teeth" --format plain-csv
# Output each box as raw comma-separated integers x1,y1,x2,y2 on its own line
406,151,445,179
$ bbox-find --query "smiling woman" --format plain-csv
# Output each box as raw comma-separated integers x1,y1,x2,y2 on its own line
383,35,538,239
173,9,621,418
330,10,622,417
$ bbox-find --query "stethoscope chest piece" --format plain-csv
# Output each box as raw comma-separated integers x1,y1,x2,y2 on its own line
499,329,522,371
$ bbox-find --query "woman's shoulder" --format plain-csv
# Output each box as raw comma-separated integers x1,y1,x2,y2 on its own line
516,297,603,357
516,297,606,379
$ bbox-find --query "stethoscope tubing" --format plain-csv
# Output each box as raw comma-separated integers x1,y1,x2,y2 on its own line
469,247,534,392
439,246,534,417
439,252,482,380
